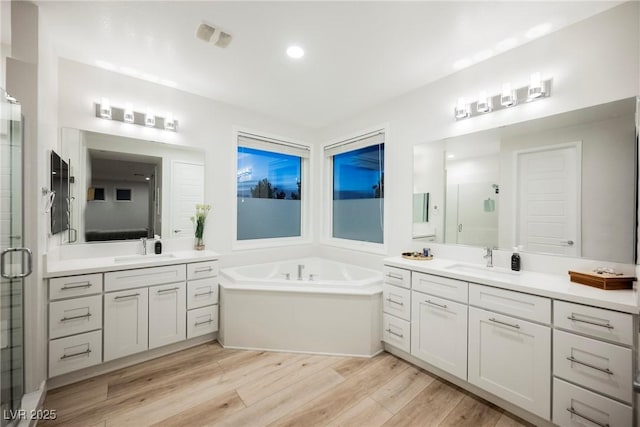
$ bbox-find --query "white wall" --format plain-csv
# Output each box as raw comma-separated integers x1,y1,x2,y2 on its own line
317,2,640,269
54,57,317,266
85,180,150,232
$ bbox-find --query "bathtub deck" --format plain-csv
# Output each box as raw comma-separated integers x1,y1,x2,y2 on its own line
41,341,532,427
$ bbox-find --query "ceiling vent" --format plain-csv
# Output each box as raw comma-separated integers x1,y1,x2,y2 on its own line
196,23,232,48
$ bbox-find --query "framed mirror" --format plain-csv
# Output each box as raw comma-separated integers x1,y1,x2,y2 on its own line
60,128,205,244
413,97,638,263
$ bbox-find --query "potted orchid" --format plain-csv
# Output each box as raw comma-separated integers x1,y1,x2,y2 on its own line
191,204,211,250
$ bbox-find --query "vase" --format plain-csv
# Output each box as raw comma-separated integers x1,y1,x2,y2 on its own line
194,236,205,251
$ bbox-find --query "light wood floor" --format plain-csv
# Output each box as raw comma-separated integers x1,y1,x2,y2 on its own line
41,342,534,427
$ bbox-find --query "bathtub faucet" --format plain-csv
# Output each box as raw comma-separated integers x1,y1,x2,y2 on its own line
297,264,305,280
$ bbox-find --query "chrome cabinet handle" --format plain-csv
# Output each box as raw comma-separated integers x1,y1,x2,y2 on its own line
1,247,33,279
488,317,520,329
195,267,213,273
194,290,214,297
566,356,614,375
61,282,92,290
60,313,92,322
68,228,78,243
566,407,609,427
60,349,92,360
157,287,180,294
173,229,182,234
560,240,575,246
567,315,614,330
386,273,403,280
425,300,448,309
114,293,140,300
386,298,404,306
385,328,403,338
194,318,214,326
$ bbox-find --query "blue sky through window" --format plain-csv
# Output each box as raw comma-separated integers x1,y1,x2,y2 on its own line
237,147,301,198
333,144,384,200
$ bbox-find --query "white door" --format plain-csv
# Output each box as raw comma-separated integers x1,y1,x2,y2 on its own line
170,161,204,238
468,307,551,419
104,288,149,361
516,144,580,256
411,292,467,380
149,282,186,349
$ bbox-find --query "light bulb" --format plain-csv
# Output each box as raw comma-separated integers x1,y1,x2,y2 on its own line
99,97,112,119
123,103,134,123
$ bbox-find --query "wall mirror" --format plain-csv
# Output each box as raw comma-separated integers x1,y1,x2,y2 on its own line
60,128,205,244
413,97,638,263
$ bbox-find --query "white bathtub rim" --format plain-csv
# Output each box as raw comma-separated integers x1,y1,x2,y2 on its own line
218,342,385,359
219,276,382,296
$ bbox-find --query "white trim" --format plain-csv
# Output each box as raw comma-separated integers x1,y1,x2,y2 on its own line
231,126,311,250
321,124,389,255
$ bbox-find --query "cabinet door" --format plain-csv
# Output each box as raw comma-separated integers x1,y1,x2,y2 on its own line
104,288,149,362
149,282,186,349
411,292,467,380
468,307,551,420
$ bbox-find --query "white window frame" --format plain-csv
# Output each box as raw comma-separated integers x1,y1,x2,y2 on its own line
232,127,312,250
321,125,388,254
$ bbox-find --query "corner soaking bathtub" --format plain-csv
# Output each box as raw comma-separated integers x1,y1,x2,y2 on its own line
219,257,383,357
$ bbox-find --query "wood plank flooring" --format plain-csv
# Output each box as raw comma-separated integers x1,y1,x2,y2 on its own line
41,342,534,427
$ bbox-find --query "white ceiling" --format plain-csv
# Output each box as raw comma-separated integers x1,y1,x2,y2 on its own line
38,1,622,128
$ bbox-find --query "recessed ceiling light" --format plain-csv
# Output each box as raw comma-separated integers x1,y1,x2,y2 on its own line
447,154,455,159
453,58,472,70
473,49,493,62
286,45,305,59
525,23,552,39
495,37,518,52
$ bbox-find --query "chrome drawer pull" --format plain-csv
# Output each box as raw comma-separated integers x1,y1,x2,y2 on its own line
60,349,92,360
195,267,213,273
385,328,403,338
194,290,214,297
385,298,404,306
566,315,614,330
488,318,520,329
386,273,403,280
566,407,609,427
566,356,614,375
60,313,92,322
194,318,214,326
425,300,448,309
61,282,92,290
114,293,140,300
157,287,180,294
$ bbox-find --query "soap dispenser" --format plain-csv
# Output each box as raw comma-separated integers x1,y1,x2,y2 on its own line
154,235,162,254
511,247,521,271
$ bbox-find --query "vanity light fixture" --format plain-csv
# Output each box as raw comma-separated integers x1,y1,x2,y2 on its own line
94,100,178,132
145,110,156,127
454,97,470,119
123,103,135,123
99,97,112,119
476,91,492,113
454,73,552,121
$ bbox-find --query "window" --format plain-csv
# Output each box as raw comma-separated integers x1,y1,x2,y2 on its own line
326,131,385,244
88,187,105,201
115,188,132,201
236,132,309,242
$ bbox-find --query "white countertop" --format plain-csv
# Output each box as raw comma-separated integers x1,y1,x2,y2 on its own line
384,256,639,314
45,250,220,277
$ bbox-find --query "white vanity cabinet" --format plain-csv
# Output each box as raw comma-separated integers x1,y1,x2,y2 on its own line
186,260,219,339
104,288,149,361
149,283,186,348
410,273,468,380
381,266,411,353
552,300,634,427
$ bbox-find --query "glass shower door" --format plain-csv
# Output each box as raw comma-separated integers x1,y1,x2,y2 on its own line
0,89,30,426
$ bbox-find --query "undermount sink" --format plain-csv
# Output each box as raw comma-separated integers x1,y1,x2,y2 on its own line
113,253,176,263
445,263,520,277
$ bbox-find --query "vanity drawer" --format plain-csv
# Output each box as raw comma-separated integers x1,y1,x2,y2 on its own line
469,284,551,324
553,329,632,403
49,295,102,339
382,313,410,353
49,330,102,378
187,305,219,338
187,277,219,310
553,378,632,427
105,264,186,292
554,301,633,346
49,273,103,300
187,260,219,281
383,266,411,289
382,283,411,321
412,272,468,303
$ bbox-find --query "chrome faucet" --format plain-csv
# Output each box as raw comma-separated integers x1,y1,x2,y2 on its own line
141,237,148,255
297,264,305,280
483,247,493,267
